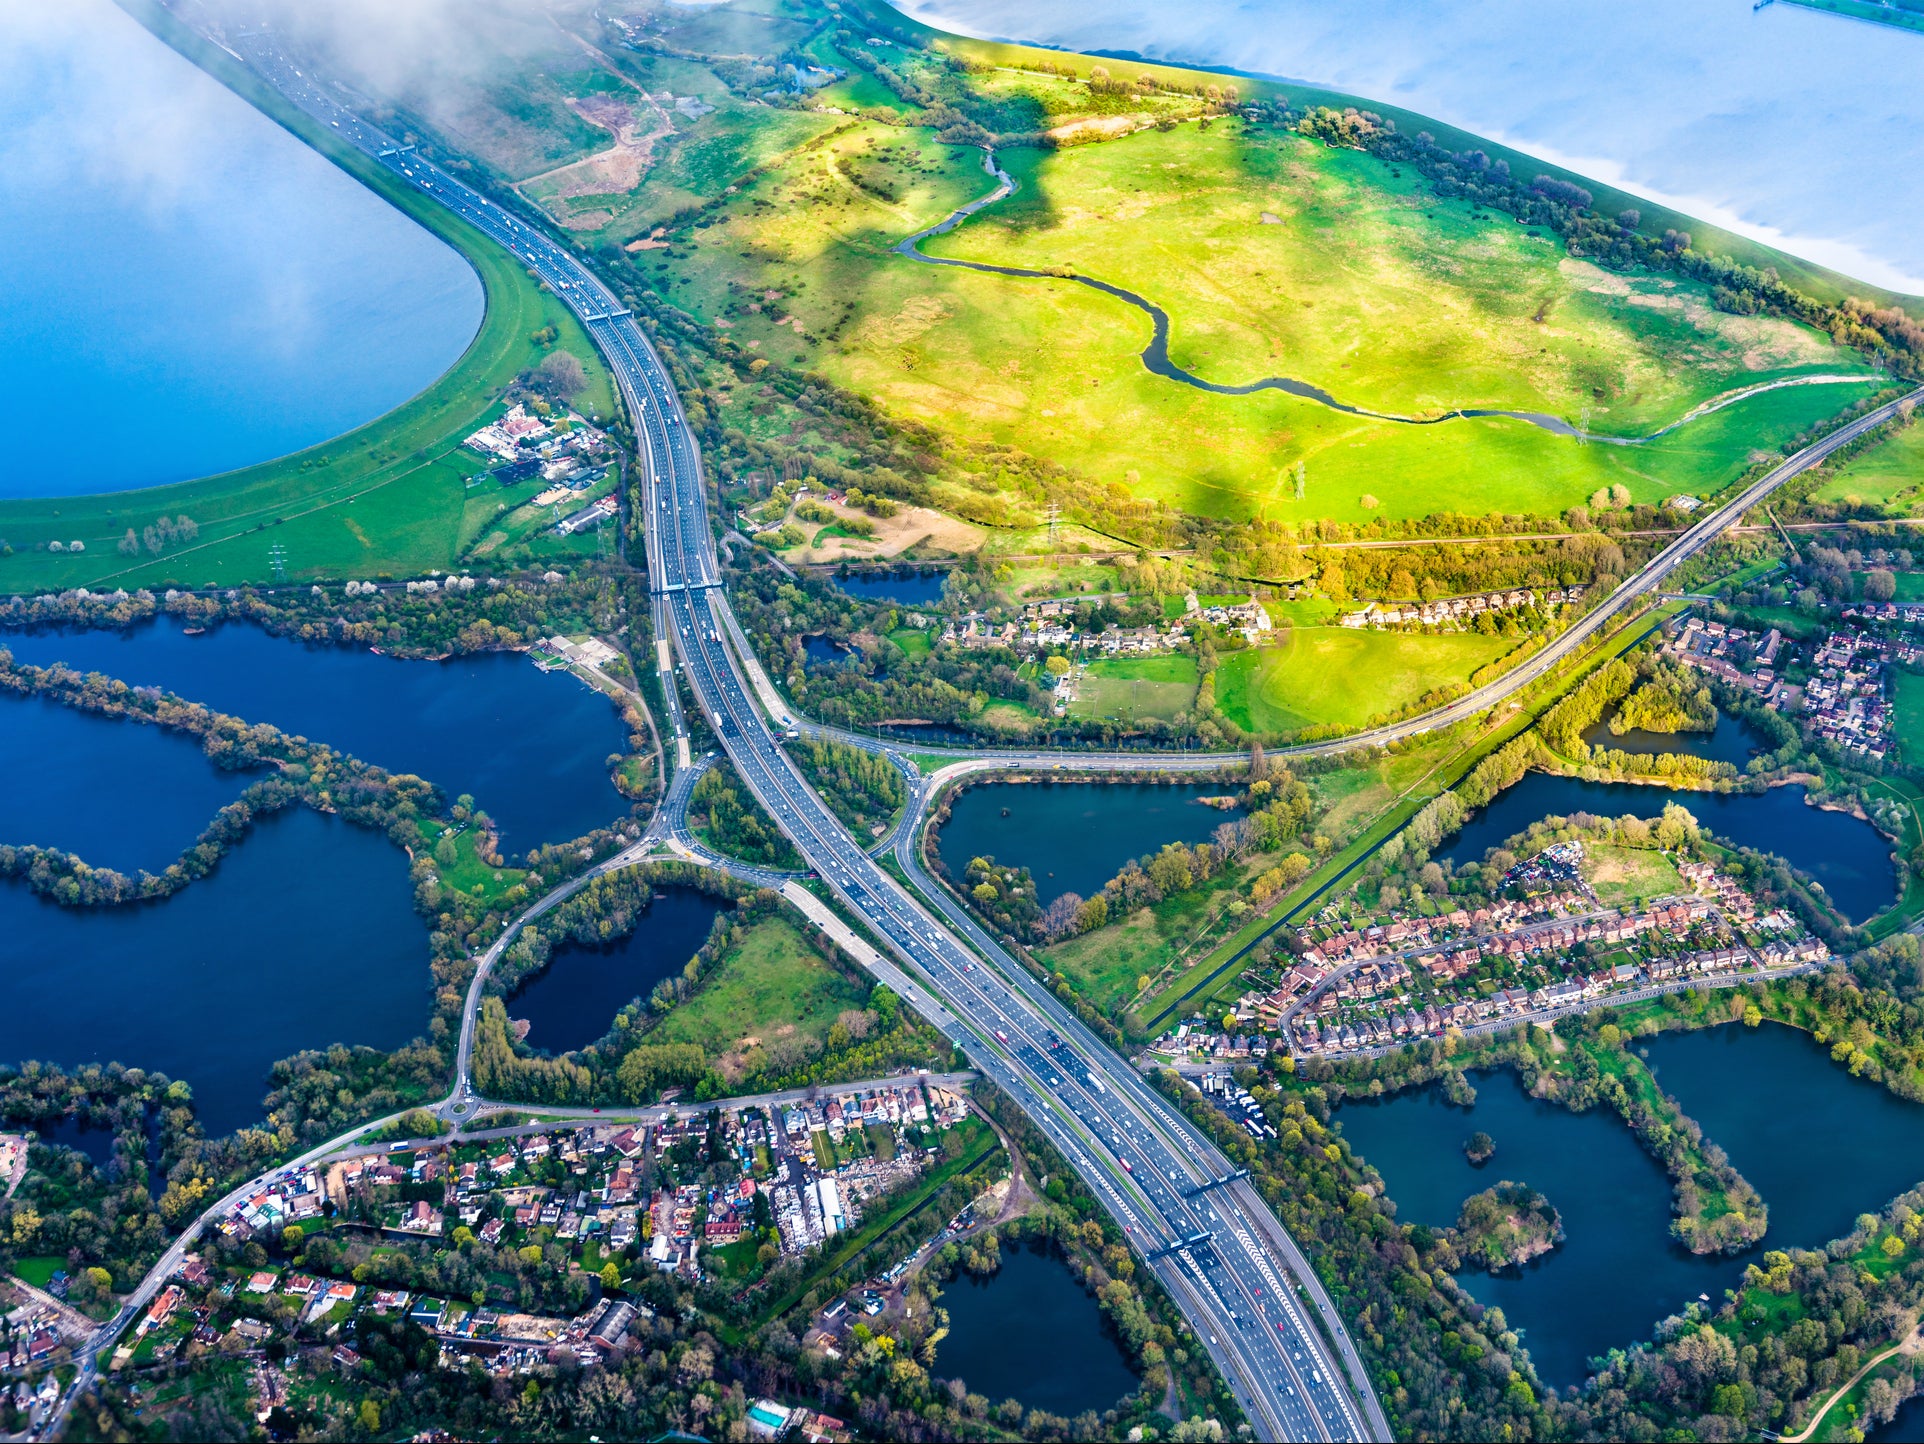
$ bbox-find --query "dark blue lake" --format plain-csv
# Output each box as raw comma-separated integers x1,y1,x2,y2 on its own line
1644,1021,1924,1251
0,805,427,1137
831,570,948,606
1582,704,1767,768
507,888,726,1054
2,617,630,848
1437,772,1896,922
1339,1023,1924,1388
1,689,256,872
0,0,482,496
935,1240,1140,1416
34,1115,122,1168
803,635,856,667
1338,1067,1747,1388
934,780,1242,905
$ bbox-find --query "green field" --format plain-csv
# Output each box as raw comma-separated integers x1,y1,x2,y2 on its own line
624,73,1881,530
1069,652,1199,722
1044,906,1175,1016
1582,843,1686,908
12,1256,64,1289
647,918,868,1063
888,627,934,659
1892,670,1924,763
1215,628,1514,734
0,4,616,593
1812,418,1924,510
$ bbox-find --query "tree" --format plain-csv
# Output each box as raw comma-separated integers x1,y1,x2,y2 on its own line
532,349,588,402
1044,654,1071,677
600,1261,622,1288
1865,568,1897,602
359,1399,381,1432
118,529,138,557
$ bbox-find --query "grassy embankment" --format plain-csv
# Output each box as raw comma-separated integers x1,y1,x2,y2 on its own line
0,0,616,594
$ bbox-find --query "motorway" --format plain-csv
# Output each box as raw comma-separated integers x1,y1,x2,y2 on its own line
183,30,1393,1444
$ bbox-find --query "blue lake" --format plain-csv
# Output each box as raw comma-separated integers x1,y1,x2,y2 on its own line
1582,705,1768,769
2,618,631,848
0,0,482,496
1340,1024,1924,1388
831,570,949,606
507,888,727,1055
935,1241,1141,1416
1437,772,1896,923
934,780,1241,906
1643,1022,1924,1254
0,689,255,872
0,805,427,1137
803,635,856,667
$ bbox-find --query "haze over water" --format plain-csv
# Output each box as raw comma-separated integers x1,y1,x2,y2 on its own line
0,0,483,497
889,0,1924,295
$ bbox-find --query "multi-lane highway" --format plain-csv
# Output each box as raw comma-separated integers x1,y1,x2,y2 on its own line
220,32,1388,1442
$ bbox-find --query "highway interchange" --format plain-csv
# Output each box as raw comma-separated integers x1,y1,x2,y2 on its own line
39,23,1924,1443
200,31,1390,1444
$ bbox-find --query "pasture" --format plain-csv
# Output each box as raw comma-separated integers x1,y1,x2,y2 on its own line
1069,652,1200,722
1214,628,1513,734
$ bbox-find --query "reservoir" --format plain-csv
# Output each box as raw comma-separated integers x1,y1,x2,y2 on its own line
506,889,727,1055
2,618,631,848
0,0,483,496
1436,773,1895,922
0,689,255,873
0,806,428,1138
934,780,1241,905
934,1241,1141,1416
